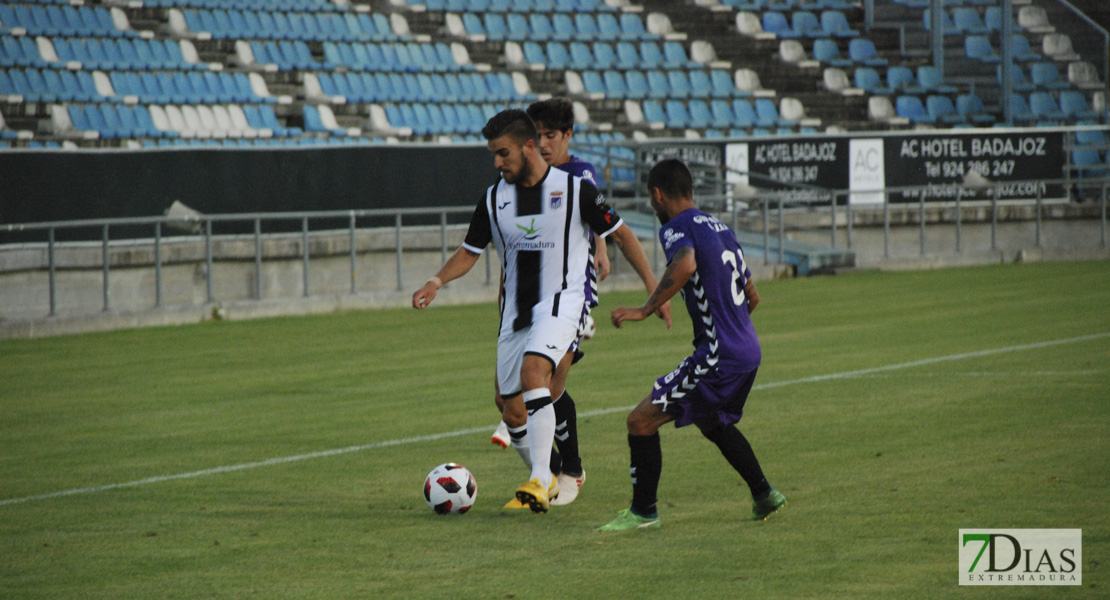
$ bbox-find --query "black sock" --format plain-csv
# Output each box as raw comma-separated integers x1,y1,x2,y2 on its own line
628,433,661,517
552,391,582,476
702,424,771,498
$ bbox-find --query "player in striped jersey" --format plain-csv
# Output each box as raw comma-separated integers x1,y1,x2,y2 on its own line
412,109,669,513
490,98,609,507
599,159,786,531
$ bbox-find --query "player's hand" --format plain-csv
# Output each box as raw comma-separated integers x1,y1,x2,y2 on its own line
412,282,438,309
655,300,672,329
610,306,647,329
596,252,611,281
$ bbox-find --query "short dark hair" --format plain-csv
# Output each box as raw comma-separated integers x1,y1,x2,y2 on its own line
526,97,574,132
481,109,538,144
647,158,694,199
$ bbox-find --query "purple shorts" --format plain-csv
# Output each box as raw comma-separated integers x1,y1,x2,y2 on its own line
651,357,758,428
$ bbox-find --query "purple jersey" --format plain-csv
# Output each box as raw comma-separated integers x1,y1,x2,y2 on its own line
659,208,761,372
556,156,604,309
557,155,605,190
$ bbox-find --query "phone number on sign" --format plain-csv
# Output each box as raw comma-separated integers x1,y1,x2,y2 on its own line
924,159,1016,179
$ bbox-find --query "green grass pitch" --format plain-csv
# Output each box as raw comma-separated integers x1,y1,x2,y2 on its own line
2,262,1108,599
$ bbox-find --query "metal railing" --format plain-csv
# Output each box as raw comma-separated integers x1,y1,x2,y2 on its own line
3,177,1109,319
2,206,483,317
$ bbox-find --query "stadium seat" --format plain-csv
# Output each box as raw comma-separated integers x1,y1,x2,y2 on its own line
926,95,964,124
887,66,923,94
820,10,859,38
812,38,851,67
965,36,1000,63
917,66,957,94
895,95,935,124
1059,91,1099,121
848,38,887,66
1030,62,1070,90
1028,91,1066,121
761,12,795,38
1009,35,1042,63
955,93,995,125
854,67,892,94
952,8,990,35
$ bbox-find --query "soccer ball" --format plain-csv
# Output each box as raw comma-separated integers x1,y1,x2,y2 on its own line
423,463,477,515
581,314,597,339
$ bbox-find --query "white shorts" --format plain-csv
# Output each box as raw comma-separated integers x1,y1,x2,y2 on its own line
496,315,580,398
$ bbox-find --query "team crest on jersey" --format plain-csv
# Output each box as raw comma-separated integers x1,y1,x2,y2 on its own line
662,228,686,250
550,191,563,209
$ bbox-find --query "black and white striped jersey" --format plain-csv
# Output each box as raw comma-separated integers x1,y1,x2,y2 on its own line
462,166,622,335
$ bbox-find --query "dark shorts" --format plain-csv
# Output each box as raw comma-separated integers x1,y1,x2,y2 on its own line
651,357,759,428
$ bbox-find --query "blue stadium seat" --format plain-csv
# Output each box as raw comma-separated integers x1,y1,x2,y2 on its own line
820,10,859,37
552,13,575,41
710,69,738,97
761,12,795,38
639,41,665,69
965,36,1000,63
662,41,697,69
666,70,692,98
895,95,935,124
625,69,650,99
792,11,824,38
848,38,887,66
1009,34,1041,62
645,69,670,99
952,8,990,35
1030,62,1070,90
755,97,791,127
641,99,666,125
688,70,712,99
886,66,922,94
917,65,957,94
545,42,571,69
732,99,757,128
1028,91,1066,121
593,42,617,70
1059,91,1099,121
854,67,892,94
618,13,651,40
602,70,628,99
688,99,713,128
710,98,734,128
813,38,851,67
615,42,639,68
955,93,995,125
568,42,594,70
926,95,964,124
664,99,690,128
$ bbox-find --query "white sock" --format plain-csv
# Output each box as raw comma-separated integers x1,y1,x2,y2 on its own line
523,388,555,488
508,423,531,469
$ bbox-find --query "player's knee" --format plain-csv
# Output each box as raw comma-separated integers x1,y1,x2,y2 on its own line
519,357,555,391
626,411,657,436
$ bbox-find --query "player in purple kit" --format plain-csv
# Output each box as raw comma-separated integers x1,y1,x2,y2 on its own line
599,158,786,531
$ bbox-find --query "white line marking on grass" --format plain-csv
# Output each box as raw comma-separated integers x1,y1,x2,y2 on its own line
4,332,1107,507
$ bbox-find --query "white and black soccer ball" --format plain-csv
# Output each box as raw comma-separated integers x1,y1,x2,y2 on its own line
423,463,477,515
581,315,597,339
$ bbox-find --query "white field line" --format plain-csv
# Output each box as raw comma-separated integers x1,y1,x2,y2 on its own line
3,332,1107,507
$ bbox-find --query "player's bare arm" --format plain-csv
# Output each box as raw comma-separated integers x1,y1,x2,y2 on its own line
745,279,760,313
606,223,673,328
611,246,695,328
412,247,481,309
594,235,610,281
